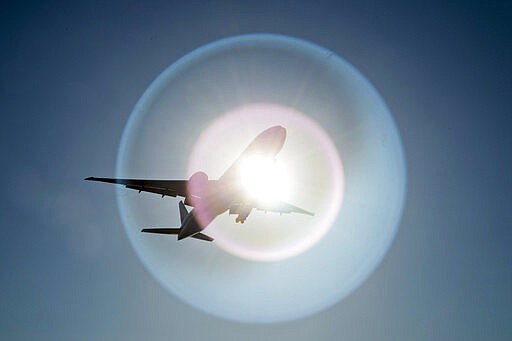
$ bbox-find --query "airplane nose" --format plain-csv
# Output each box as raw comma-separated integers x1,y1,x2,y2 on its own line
242,125,288,159
266,125,286,139
263,125,286,143
268,125,286,151
248,125,287,156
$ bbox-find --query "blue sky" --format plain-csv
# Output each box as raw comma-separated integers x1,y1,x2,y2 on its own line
1,1,510,339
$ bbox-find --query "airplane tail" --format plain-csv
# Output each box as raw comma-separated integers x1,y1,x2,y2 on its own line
141,201,213,242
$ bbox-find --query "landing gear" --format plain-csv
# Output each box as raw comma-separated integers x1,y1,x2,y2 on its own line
229,204,252,224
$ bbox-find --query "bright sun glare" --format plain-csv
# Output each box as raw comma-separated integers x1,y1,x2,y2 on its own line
187,102,344,263
239,155,291,203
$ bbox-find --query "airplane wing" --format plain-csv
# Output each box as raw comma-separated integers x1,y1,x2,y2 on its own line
229,200,313,224
85,177,187,198
252,200,314,216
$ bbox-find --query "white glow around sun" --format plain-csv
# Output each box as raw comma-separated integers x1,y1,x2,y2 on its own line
117,34,406,324
239,155,291,203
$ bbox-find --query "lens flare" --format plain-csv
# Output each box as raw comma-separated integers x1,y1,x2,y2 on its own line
116,34,406,323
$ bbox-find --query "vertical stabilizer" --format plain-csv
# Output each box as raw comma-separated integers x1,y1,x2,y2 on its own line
178,201,188,223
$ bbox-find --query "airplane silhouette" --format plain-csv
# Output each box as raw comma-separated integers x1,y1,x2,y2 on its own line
85,126,313,242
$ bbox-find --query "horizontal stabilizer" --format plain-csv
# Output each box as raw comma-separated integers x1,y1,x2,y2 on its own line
141,228,180,234
141,228,213,242
191,233,214,242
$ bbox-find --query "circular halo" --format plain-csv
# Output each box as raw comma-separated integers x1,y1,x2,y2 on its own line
116,34,406,323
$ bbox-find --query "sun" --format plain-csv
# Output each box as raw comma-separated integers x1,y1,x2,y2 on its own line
239,155,291,203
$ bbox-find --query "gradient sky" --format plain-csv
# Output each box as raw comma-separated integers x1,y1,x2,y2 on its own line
1,1,511,340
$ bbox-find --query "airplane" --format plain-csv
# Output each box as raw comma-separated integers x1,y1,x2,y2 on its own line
85,126,313,242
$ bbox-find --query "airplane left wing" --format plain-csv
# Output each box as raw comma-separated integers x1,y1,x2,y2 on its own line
85,177,188,198
253,200,314,216
229,200,313,223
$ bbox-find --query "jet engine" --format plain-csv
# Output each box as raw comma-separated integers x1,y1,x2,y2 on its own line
185,171,208,207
